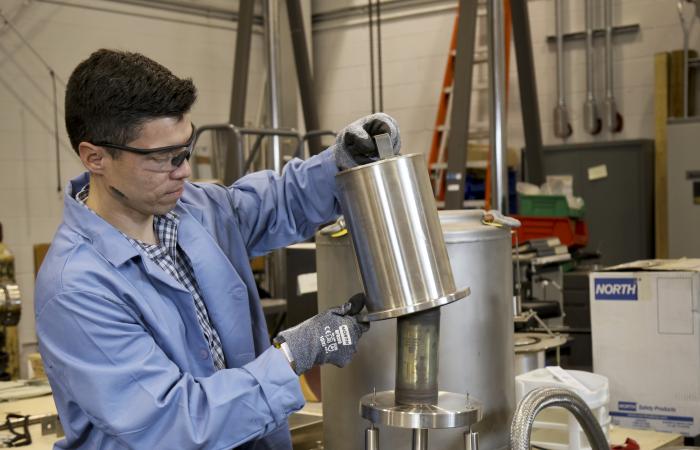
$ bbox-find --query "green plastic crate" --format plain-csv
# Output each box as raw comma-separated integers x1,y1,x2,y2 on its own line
518,194,585,218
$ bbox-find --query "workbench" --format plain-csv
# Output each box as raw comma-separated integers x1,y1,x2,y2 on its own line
609,425,684,449
0,396,324,449
0,394,58,449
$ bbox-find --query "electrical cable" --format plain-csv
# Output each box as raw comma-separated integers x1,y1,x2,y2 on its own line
0,11,67,87
50,71,62,192
0,9,66,192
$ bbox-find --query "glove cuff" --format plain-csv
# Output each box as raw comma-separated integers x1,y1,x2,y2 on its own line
273,338,298,374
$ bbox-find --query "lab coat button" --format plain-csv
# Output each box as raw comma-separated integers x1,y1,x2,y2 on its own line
199,349,209,359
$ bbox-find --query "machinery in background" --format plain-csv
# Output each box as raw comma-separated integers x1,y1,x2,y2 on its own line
0,223,22,381
512,236,601,374
560,269,596,371
512,237,569,376
510,177,602,374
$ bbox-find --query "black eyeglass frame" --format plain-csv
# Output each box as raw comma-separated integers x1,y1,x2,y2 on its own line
91,123,197,168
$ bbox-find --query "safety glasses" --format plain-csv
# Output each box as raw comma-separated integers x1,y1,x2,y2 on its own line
91,123,197,173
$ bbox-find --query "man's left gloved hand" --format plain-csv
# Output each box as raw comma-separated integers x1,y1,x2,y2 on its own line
334,113,401,170
274,293,369,375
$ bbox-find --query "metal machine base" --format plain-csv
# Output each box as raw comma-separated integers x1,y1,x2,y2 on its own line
360,391,482,429
359,288,470,322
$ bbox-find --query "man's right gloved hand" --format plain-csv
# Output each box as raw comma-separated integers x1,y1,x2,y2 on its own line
274,293,369,375
334,113,401,170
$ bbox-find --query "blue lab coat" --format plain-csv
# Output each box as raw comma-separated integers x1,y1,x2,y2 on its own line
35,150,341,449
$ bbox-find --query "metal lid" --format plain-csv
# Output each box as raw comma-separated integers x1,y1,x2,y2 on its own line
438,210,483,224
439,210,509,243
335,153,422,176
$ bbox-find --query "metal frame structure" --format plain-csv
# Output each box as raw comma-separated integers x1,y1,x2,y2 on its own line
444,0,479,210
511,0,545,185
228,0,322,187
445,0,545,210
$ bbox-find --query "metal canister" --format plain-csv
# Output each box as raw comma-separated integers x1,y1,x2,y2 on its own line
336,154,468,321
317,210,515,450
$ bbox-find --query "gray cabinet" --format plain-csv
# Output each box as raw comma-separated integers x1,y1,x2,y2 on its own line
667,118,700,258
540,140,654,266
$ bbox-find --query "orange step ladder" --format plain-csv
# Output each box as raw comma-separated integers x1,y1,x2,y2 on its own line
428,2,513,208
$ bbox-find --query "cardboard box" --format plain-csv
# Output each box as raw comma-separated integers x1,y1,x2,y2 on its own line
590,259,700,437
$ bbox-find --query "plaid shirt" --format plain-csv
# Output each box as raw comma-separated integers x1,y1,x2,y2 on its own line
76,185,226,370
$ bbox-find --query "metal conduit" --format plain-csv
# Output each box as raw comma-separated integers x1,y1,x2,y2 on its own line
488,0,509,214
510,387,609,450
37,0,264,31
313,0,488,31
264,0,282,175
314,0,483,24
102,0,246,21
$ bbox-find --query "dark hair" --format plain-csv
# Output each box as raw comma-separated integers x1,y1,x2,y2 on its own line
65,49,197,154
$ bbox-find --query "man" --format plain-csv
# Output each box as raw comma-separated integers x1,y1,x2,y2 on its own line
35,49,401,449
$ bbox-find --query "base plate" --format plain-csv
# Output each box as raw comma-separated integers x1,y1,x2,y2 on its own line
360,390,482,429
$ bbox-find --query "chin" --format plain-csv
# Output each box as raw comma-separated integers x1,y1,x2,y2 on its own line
153,203,177,216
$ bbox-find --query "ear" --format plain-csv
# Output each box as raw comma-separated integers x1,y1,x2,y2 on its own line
78,142,109,174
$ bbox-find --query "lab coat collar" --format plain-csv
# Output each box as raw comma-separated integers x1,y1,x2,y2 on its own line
63,174,211,295
64,173,141,267
176,205,248,355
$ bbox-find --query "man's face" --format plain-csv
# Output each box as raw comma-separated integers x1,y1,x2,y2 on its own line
101,117,193,217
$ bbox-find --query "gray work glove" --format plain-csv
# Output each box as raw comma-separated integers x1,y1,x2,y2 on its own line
274,293,369,375
334,113,401,170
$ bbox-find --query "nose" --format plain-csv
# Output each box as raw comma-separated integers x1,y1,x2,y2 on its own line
171,157,192,180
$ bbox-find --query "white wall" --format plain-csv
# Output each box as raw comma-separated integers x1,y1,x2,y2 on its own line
0,0,266,376
313,2,481,154
312,0,700,153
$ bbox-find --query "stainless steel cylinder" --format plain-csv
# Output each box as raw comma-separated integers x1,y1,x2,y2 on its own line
396,308,440,405
513,351,544,377
465,430,479,450
318,210,515,450
413,429,429,450
366,425,380,450
336,154,468,321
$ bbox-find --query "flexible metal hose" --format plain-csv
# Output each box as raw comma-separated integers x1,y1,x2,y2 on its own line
510,387,609,450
